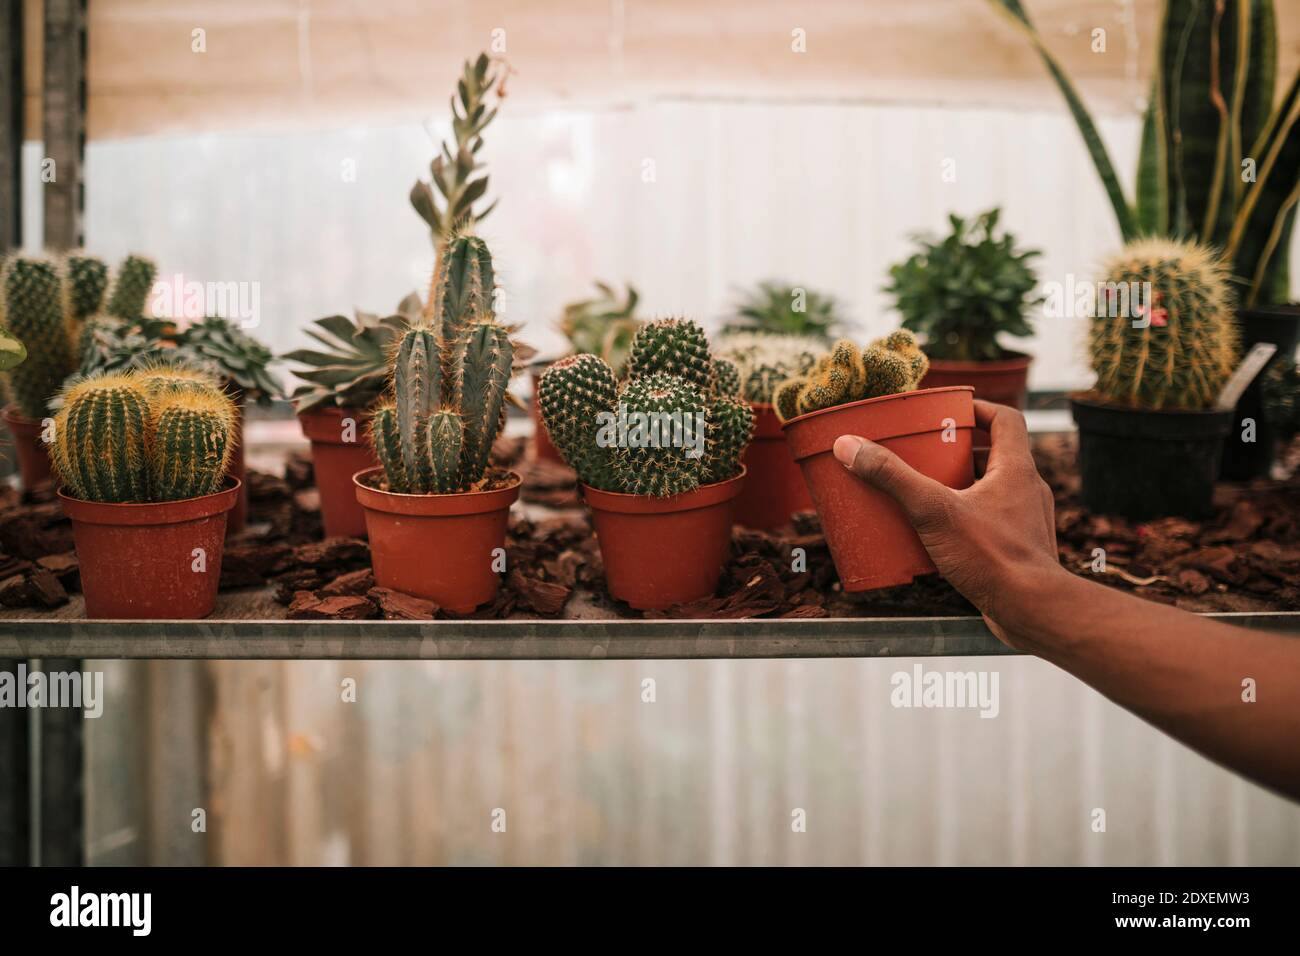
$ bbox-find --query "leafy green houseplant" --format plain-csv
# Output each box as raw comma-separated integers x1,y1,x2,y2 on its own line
538,318,754,609
354,232,522,614
52,367,242,619
1072,237,1241,519
725,280,845,340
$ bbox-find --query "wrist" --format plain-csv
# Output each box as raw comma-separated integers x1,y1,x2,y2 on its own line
987,562,1090,657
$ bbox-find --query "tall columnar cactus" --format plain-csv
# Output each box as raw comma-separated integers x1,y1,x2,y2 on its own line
1,256,75,418
105,254,158,320
773,329,930,422
63,253,109,322
52,369,236,504
539,318,754,496
369,236,514,495
1089,238,1239,410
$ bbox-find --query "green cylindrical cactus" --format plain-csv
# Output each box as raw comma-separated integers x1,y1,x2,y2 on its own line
1089,238,1238,410
538,353,620,484
2,256,74,418
53,374,153,503
432,235,496,346
370,401,408,491
393,326,440,491
628,318,713,393
105,254,158,320
149,391,236,501
426,409,466,494
64,253,109,322
610,372,708,497
453,320,513,487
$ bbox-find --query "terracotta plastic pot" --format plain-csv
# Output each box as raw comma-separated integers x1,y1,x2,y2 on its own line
355,466,520,614
299,405,378,538
1071,395,1232,520
59,479,241,619
583,468,745,611
735,403,812,530
783,387,975,592
920,351,1032,447
529,368,565,464
2,404,53,490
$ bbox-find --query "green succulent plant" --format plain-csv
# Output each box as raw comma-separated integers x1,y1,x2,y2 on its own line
773,329,931,423
63,253,109,323
52,368,237,503
284,295,418,414
884,208,1042,362
725,280,845,340
992,0,1298,307
370,234,515,494
715,330,824,404
105,254,159,320
556,281,642,377
1088,237,1239,410
176,315,283,405
1,255,76,418
539,317,754,496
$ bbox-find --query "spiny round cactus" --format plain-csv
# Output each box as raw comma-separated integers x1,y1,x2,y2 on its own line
538,353,620,483
53,374,153,503
716,331,822,405
610,372,707,497
63,253,109,322
703,395,755,484
628,318,713,393
135,361,222,397
149,389,237,501
773,327,929,422
105,254,158,320
1,255,75,418
1089,238,1238,410
711,356,742,398
53,369,238,503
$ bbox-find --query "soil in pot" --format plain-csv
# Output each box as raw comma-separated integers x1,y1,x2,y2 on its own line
583,468,746,611
59,478,241,619
1071,395,1233,520
1221,305,1300,480
783,386,975,592
735,404,812,530
2,404,53,489
529,368,564,464
355,466,521,614
299,405,378,538
920,350,1032,447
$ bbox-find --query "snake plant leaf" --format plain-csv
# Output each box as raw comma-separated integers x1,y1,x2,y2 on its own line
1136,92,1170,235
987,0,1136,240
0,327,27,371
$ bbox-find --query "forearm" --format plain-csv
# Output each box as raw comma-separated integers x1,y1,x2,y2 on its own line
1000,568,1300,799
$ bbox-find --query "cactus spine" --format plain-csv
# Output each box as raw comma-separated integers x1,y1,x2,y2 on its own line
369,235,514,494
1089,238,1238,410
539,318,753,496
105,254,158,320
772,329,930,423
53,369,237,504
1,256,75,418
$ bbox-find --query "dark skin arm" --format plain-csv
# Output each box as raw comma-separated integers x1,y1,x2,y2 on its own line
833,400,1300,801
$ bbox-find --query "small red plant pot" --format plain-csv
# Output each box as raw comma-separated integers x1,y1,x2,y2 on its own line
299,406,378,538
782,387,975,592
3,404,52,490
920,351,1032,447
582,468,746,611
58,479,241,619
734,403,813,530
354,466,520,614
529,368,564,464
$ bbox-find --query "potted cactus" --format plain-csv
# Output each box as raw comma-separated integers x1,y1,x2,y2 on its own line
355,234,520,614
539,318,754,610
714,330,821,529
52,366,241,619
884,208,1042,431
1071,238,1240,520
725,280,844,340
284,299,415,537
775,330,975,591
530,281,642,464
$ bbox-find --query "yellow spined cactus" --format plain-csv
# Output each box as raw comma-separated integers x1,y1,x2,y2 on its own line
773,328,929,422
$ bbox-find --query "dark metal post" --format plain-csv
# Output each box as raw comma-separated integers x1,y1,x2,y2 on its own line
37,0,88,866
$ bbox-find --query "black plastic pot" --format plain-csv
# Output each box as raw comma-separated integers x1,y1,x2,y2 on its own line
1071,396,1233,520
1221,305,1300,480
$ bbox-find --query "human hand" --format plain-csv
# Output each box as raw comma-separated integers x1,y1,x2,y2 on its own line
832,400,1066,647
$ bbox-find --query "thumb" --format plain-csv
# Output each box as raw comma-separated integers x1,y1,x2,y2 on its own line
832,434,950,525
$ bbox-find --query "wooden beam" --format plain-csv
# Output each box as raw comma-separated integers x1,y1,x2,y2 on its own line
0,0,23,249
40,0,83,249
